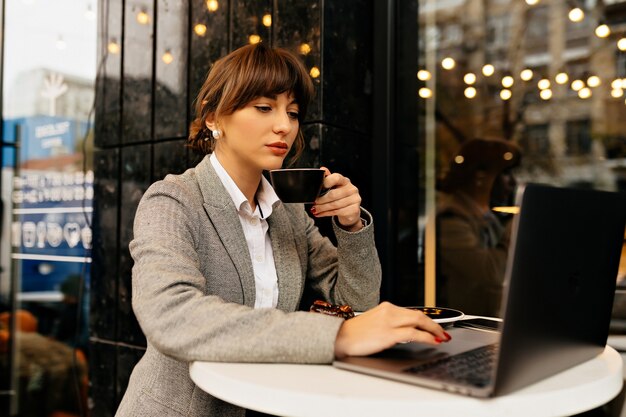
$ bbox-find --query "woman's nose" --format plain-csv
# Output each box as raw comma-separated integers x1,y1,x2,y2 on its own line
273,112,293,134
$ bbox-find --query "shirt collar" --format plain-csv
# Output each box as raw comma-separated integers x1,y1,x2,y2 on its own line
209,153,279,218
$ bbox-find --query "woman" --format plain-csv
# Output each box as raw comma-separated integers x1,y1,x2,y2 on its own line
116,43,449,417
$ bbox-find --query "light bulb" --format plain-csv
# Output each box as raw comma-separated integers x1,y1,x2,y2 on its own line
611,79,623,89
501,76,514,88
619,38,626,51
569,8,584,22
482,64,495,77
309,66,320,78
525,0,539,4
595,24,610,38
520,69,533,81
417,69,431,81
587,75,601,88
464,87,477,98
248,34,261,44
500,89,512,100
555,72,569,84
162,51,174,65
107,40,120,54
262,14,272,27
442,57,456,70
571,79,584,91
463,73,476,84
419,87,433,98
611,88,624,98
206,0,219,12
540,89,552,100
194,24,207,36
578,87,592,99
537,79,550,90
136,10,150,25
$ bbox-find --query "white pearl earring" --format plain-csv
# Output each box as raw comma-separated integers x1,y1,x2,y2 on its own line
212,129,221,139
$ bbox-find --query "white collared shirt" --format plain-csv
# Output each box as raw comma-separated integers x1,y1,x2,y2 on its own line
210,153,280,309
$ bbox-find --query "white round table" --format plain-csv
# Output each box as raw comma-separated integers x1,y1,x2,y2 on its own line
190,346,623,417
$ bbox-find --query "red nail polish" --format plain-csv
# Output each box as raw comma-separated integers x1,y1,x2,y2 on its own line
310,206,317,214
444,332,452,341
434,337,443,344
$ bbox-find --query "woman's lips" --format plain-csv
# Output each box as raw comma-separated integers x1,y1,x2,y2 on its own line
267,142,288,156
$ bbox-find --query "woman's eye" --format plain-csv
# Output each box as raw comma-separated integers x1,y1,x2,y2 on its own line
288,112,299,120
254,105,272,113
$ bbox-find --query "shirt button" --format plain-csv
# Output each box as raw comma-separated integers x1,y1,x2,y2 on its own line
255,255,263,262
249,218,258,226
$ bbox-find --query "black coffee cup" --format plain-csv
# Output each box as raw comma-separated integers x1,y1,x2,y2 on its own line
269,168,325,203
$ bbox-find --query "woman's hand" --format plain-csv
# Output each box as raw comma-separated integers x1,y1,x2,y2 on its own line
334,302,451,359
311,167,363,231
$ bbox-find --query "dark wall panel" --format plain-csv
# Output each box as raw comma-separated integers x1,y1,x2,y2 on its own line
155,0,189,140
122,0,155,144
90,149,119,340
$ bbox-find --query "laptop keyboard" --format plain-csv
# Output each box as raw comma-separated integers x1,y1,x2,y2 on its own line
404,343,499,388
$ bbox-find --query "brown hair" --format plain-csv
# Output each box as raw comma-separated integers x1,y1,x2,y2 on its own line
188,43,315,163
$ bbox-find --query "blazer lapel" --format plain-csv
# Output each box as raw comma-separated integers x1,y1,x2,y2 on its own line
195,156,256,307
268,203,304,312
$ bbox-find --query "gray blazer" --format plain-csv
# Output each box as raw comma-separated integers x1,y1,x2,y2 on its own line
115,156,382,417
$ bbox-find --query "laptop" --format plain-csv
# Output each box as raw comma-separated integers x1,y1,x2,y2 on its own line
333,183,626,397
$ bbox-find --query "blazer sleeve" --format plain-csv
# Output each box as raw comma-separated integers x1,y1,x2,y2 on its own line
129,179,345,364
291,205,382,311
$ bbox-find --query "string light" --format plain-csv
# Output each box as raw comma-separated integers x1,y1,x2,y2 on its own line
618,38,626,51
417,69,431,81
555,72,569,84
206,0,219,12
464,86,477,98
442,57,456,70
309,66,320,78
538,79,551,90
482,64,495,77
611,88,624,98
500,89,512,100
578,87,592,99
136,10,150,25
587,75,601,88
571,79,585,91
162,50,174,64
520,69,533,81
525,0,539,4
262,14,272,27
501,76,514,88
612,79,623,89
463,73,477,84
540,89,552,100
568,8,584,22
107,39,120,54
194,24,207,36
248,34,261,44
419,87,433,98
595,24,610,38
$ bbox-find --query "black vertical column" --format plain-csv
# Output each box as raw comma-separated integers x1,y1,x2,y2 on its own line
373,0,420,304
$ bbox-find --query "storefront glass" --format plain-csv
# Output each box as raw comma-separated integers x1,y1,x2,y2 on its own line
418,0,626,313
1,1,96,415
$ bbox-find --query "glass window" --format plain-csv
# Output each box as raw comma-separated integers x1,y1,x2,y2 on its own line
1,2,96,415
418,0,626,316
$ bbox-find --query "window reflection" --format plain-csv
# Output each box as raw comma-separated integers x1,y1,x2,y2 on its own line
419,0,626,313
1,1,96,415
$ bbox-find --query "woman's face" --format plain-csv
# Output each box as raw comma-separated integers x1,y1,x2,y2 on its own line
211,92,300,175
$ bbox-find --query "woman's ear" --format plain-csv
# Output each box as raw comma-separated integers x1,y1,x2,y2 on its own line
205,114,218,132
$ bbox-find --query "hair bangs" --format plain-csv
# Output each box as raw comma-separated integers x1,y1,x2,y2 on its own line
227,44,313,121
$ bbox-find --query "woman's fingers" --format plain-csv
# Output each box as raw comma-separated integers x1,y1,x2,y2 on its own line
334,302,451,358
